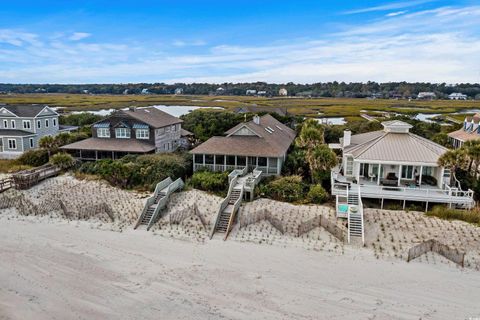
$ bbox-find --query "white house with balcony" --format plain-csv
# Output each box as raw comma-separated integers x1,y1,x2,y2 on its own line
331,120,474,213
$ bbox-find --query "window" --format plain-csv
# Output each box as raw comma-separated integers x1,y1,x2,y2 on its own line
45,119,49,128
115,128,130,139
11,120,15,129
156,128,165,135
194,154,203,164
8,139,16,150
53,118,57,127
345,156,354,176
401,165,414,179
423,166,433,176
29,138,34,148
136,129,149,139
37,120,41,129
164,142,170,150
258,157,267,166
166,126,170,133
97,128,110,138
23,120,31,130
171,125,176,132
3,120,7,128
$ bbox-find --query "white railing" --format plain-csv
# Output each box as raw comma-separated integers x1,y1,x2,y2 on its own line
147,178,184,230
358,187,365,244
194,163,248,173
245,168,263,191
228,166,247,183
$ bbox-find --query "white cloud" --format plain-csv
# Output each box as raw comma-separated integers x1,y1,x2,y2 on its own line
0,5,479,84
173,39,206,47
386,10,407,17
69,32,91,41
343,0,435,14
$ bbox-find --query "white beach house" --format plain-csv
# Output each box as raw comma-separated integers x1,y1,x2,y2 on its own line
331,120,474,210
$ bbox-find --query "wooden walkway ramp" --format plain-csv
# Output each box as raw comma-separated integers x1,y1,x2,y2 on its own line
1,164,61,193
134,177,184,230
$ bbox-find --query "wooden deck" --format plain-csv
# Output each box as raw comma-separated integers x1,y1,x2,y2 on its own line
10,165,61,190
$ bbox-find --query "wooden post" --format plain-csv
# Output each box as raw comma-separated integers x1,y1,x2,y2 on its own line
398,165,402,186
381,198,384,209
419,166,423,186
377,164,381,185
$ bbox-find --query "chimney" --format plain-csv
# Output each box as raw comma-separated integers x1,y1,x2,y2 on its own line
253,114,260,125
343,130,351,147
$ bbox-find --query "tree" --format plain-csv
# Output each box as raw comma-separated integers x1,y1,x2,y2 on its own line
50,153,75,169
463,140,480,177
39,135,57,157
438,149,469,188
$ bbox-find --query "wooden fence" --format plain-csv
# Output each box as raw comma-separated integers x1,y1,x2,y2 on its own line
407,239,465,267
239,208,285,234
297,215,345,242
169,203,207,229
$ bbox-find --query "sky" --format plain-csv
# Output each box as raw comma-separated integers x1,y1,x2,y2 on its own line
0,0,479,84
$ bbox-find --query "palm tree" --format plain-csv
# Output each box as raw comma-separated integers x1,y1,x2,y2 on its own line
463,140,480,177
39,135,57,157
438,149,469,188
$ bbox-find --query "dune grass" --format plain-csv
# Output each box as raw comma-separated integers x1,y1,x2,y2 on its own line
426,206,480,226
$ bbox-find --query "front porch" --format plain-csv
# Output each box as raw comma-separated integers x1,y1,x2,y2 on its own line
193,154,281,175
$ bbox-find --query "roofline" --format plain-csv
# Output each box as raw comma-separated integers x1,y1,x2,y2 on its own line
226,124,262,137
0,107,18,117
34,106,59,118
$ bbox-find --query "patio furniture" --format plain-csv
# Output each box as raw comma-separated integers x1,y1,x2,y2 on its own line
381,172,398,186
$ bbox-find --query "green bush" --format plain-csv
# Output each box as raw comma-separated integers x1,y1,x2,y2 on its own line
16,149,49,167
258,175,306,203
189,170,229,194
307,184,329,204
77,152,190,190
50,153,76,169
426,206,480,225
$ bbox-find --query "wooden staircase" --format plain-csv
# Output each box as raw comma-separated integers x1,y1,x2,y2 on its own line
347,186,365,244
215,188,242,233
134,178,184,230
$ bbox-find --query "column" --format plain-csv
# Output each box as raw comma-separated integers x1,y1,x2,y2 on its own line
202,154,205,168
95,150,98,160
398,165,402,186
277,157,281,175
377,164,381,185
266,157,270,174
418,166,423,186
356,162,361,183
224,155,226,171
213,155,216,171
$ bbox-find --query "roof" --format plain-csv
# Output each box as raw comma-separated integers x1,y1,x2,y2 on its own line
120,107,182,128
448,129,480,142
60,138,155,153
0,104,55,117
0,129,35,137
181,128,194,136
191,114,296,157
344,130,448,164
447,113,480,142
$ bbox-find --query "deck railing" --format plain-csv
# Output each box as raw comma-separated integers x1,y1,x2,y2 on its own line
147,178,184,230
210,175,239,239
224,185,244,240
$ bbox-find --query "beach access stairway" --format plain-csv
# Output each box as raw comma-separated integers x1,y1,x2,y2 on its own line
134,177,184,230
0,177,14,193
347,185,365,244
211,167,263,240
1,164,61,193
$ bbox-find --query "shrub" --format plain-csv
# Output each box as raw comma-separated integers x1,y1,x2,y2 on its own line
16,149,49,167
426,206,480,225
50,153,76,169
258,175,306,203
77,152,191,190
189,170,229,194
306,184,329,204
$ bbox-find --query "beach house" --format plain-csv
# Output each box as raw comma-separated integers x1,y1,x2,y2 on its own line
331,120,474,210
61,107,185,160
0,104,68,159
190,114,296,175
447,113,480,148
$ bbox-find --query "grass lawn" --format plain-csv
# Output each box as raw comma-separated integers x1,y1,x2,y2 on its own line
1,93,480,117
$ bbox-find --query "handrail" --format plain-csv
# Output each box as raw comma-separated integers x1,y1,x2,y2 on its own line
147,178,184,230
210,175,239,238
134,177,173,229
224,185,244,240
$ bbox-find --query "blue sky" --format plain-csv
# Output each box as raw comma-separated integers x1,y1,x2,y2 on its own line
0,0,479,84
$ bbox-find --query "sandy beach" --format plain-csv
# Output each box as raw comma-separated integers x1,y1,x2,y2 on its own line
1,216,480,320
1,176,480,319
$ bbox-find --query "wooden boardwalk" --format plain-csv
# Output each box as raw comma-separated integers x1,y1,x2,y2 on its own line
0,164,61,193
0,178,14,193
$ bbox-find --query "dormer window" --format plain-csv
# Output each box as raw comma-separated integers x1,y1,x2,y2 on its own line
97,128,110,138
115,128,130,138
136,129,149,139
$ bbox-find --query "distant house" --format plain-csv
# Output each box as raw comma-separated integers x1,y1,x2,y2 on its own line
123,89,129,95
61,107,185,160
417,92,436,100
370,93,383,99
448,113,480,148
216,87,225,95
246,89,257,96
0,104,73,159
449,92,467,100
175,88,184,95
257,91,267,96
278,88,288,96
141,88,150,95
233,105,287,117
190,114,296,175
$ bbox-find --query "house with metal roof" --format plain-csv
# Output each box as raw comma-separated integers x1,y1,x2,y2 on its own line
0,104,70,159
331,120,474,211
61,107,187,160
447,113,480,148
190,114,296,175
